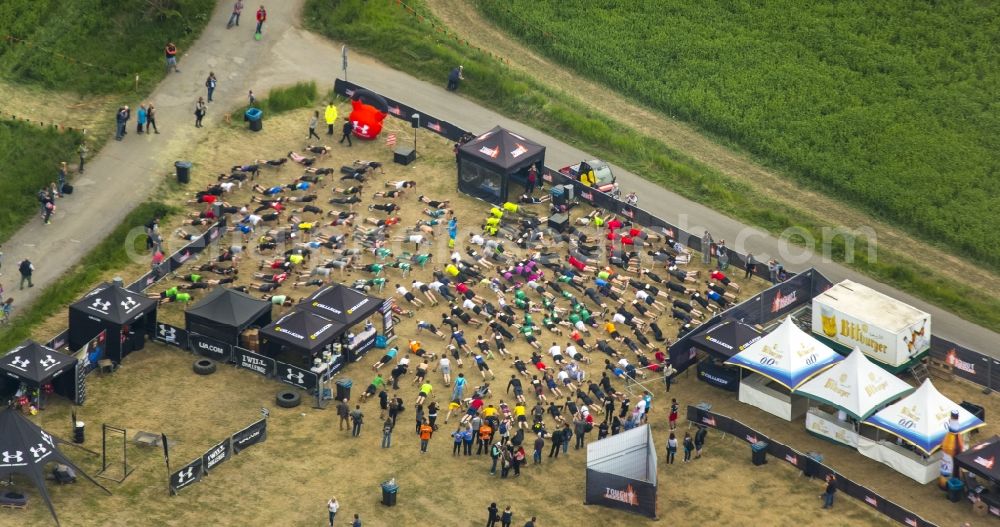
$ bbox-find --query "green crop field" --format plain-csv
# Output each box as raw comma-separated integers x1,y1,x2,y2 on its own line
0,0,214,94
478,0,1000,269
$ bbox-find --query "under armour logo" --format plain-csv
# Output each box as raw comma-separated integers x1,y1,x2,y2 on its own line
159,325,177,342
1,451,23,463
40,431,54,448
10,356,29,369
176,467,195,483
286,369,304,383
121,297,139,310
40,355,57,368
92,298,111,311
29,444,47,459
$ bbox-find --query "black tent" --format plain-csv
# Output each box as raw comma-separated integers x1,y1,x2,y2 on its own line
299,284,381,328
0,341,78,404
956,435,1000,484
259,310,345,360
694,320,763,359
0,408,110,526
457,126,545,204
185,287,272,346
68,283,158,364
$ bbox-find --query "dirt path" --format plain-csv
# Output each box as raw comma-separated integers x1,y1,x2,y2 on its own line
425,0,1000,292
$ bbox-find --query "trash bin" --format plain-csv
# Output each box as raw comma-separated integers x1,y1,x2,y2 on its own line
947,477,965,503
175,161,192,184
245,108,263,132
73,421,85,444
381,480,398,506
751,441,768,466
335,379,352,401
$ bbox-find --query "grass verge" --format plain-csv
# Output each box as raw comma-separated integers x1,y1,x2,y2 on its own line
302,0,1000,333
231,81,320,125
0,201,176,351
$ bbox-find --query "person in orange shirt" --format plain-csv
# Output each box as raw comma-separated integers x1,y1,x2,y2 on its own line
477,423,493,455
419,420,434,453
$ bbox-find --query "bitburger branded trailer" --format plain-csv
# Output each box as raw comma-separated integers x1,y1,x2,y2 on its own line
811,280,930,370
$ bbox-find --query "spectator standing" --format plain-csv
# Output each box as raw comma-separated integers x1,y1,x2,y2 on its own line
669,398,679,430
419,420,433,453
821,474,837,509
255,5,267,35
194,97,207,128
77,142,88,173
325,102,338,135
767,259,778,283
18,259,34,290
447,65,464,91
694,425,708,458
336,398,349,430
1,298,12,325
308,111,321,140
115,106,127,141
486,502,499,527
340,118,353,147
350,405,363,437
548,427,562,458
573,416,587,449
381,418,394,448
351,514,361,527
666,432,677,464
137,104,147,135
701,231,713,265
205,72,217,103
146,103,159,134
717,240,729,270
56,162,67,197
683,432,694,462
525,164,537,195
500,506,513,527
523,517,537,527
533,433,544,464
227,0,244,28
165,42,180,73
744,253,756,280
326,497,338,527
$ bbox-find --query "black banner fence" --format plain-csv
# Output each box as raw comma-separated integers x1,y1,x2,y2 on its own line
685,405,938,527
188,332,233,364
169,417,266,495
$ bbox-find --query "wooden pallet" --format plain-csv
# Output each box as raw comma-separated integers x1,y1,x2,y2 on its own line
928,358,954,380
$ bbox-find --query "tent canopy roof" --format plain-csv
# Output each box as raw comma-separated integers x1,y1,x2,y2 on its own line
864,378,985,455
458,126,545,171
725,317,843,390
695,320,762,359
795,348,914,420
69,282,157,326
185,287,271,329
0,341,76,385
956,435,1000,483
298,284,381,328
260,310,345,355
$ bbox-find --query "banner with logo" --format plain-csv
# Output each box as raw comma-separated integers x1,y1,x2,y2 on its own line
71,330,106,405
759,271,811,320
201,438,232,473
381,299,395,340
189,333,233,363
232,418,268,454
275,361,318,391
234,347,275,377
585,470,657,519
154,323,188,349
928,335,991,388
169,457,204,495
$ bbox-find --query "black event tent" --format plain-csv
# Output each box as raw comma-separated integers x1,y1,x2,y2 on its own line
693,320,763,359
185,287,272,345
956,435,1000,484
0,408,110,526
259,310,345,358
0,341,77,403
457,126,545,204
299,284,381,328
68,283,158,363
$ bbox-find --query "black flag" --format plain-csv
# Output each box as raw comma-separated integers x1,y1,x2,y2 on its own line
161,433,170,466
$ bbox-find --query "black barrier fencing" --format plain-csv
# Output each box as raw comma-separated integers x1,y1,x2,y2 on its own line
685,405,939,527
170,417,267,495
332,80,997,396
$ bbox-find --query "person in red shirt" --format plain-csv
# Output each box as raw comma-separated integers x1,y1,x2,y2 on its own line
709,270,740,291
255,5,267,34
606,218,623,231
567,255,595,273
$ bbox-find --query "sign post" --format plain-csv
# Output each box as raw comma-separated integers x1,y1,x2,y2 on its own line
341,45,348,81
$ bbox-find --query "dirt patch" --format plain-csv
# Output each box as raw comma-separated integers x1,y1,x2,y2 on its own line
424,0,1000,294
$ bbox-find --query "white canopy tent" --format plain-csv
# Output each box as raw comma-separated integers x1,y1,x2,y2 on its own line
796,348,914,421
725,318,843,420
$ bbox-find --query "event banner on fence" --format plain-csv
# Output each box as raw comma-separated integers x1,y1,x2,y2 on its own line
71,330,107,405
232,419,268,454
275,361,318,391
154,323,188,349
189,333,233,363
585,470,658,519
234,347,275,378
929,335,992,388
758,271,812,320
169,457,204,495
202,438,232,473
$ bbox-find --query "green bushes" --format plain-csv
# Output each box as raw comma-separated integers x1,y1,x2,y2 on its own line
254,81,319,116
0,0,214,93
0,201,176,351
0,120,82,240
476,0,1000,270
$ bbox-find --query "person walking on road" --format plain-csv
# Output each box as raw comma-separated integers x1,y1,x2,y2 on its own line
206,72,217,102
326,497,338,527
146,103,159,134
18,259,34,290
339,118,353,147
227,0,244,28
325,102,338,135
136,104,147,134
165,42,180,73
255,5,267,36
77,141,87,173
194,97,207,128
57,162,67,197
701,230,713,265
115,106,127,141
350,405,364,437
308,111,321,140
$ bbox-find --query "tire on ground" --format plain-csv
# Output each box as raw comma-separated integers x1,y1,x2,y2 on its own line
276,390,301,408
193,358,217,375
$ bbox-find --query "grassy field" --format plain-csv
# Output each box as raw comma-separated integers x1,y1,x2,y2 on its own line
477,0,1000,270
0,0,215,94
302,0,1000,334
4,105,899,527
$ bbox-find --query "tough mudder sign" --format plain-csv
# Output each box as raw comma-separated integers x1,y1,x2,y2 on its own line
231,419,268,454
169,458,204,494
189,333,232,363
234,347,275,377
275,361,318,391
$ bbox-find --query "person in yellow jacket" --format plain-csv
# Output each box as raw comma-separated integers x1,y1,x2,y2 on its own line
324,102,338,135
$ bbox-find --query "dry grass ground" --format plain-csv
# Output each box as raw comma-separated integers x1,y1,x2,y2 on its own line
6,104,980,527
